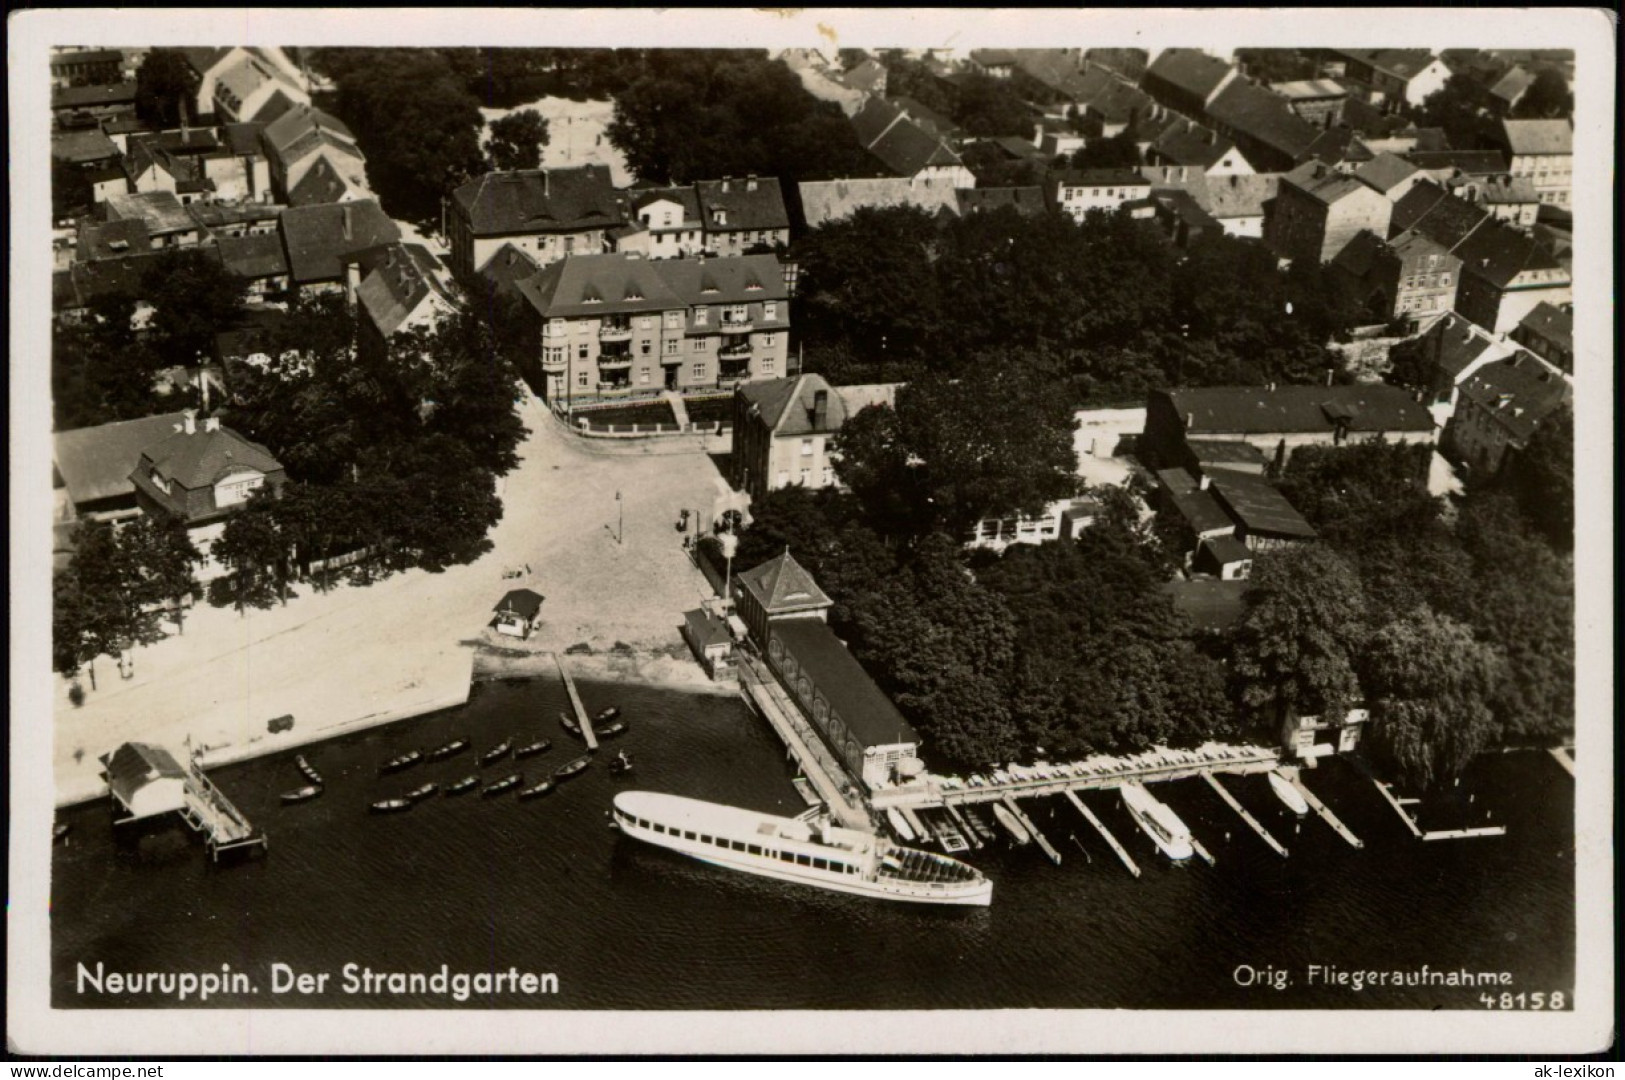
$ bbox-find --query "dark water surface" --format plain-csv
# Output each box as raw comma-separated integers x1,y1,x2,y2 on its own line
52,678,1575,1010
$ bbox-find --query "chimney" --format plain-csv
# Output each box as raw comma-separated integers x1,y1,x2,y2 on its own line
721,178,730,193
1185,412,1194,429
1326,368,1334,387
812,389,829,428
747,175,758,191
204,416,221,432
342,205,352,241
179,95,191,139
181,409,197,435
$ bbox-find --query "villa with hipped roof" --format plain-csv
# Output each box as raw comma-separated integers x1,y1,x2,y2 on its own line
445,164,623,280
730,374,902,501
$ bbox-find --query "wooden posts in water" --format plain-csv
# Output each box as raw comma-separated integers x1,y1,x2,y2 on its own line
553,654,598,751
1064,790,1139,877
1203,774,1289,857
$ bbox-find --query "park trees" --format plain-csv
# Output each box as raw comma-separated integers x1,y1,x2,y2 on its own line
213,489,293,611
141,248,249,366
1497,403,1573,551
485,108,550,171
951,72,1035,138
1359,607,1505,788
135,48,198,128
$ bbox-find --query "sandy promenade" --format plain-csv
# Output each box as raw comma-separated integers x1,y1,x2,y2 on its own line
479,96,632,186
51,393,735,804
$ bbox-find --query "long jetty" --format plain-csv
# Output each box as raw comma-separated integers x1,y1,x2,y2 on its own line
1548,747,1576,777
1203,773,1289,857
553,654,598,751
179,763,266,861
1290,773,1363,849
1001,796,1062,864
737,654,870,830
1064,790,1139,877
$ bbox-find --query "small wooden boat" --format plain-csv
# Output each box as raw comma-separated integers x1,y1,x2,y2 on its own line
1269,771,1311,816
518,779,555,799
597,719,628,739
296,754,323,785
379,750,423,774
480,739,514,766
991,802,1032,846
885,807,915,842
559,712,581,736
426,738,470,761
608,751,633,776
281,785,323,804
444,775,478,796
53,823,72,844
554,755,591,781
594,706,620,724
405,782,438,802
515,738,552,759
482,774,522,797
370,798,412,814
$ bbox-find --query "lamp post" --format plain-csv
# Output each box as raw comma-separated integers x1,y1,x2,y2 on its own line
616,490,623,546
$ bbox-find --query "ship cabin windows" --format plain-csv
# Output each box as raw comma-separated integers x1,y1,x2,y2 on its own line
747,844,763,857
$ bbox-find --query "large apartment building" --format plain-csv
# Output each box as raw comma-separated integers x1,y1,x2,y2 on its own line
514,252,790,407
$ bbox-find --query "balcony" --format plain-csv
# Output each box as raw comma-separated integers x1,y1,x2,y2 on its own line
719,318,753,335
718,341,753,360
598,319,633,341
597,354,633,370
717,371,751,387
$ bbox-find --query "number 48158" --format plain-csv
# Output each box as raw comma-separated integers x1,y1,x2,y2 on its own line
1481,991,1566,1009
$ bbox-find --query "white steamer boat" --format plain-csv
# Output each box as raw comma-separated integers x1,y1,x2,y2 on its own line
1120,783,1195,861
1268,771,1311,816
612,791,992,906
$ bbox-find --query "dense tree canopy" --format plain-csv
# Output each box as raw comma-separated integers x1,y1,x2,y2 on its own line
950,72,1036,138
53,296,183,430
135,48,198,128
1066,129,1141,169
607,51,877,185
140,248,250,366
485,109,550,171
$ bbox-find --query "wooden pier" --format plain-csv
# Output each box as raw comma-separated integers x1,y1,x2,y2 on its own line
1001,797,1062,864
1063,790,1138,877
553,654,598,751
737,654,871,831
1203,774,1289,857
1368,777,1424,838
944,802,983,849
1548,747,1575,778
900,806,930,843
1423,826,1507,841
1290,773,1363,849
1190,836,1216,867
180,763,266,862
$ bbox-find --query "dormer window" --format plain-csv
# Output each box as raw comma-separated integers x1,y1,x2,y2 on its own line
149,468,169,494
694,306,708,325
713,210,727,226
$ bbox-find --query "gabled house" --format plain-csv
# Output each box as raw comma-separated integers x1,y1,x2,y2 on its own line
183,47,311,124
1265,160,1394,264
210,49,311,124
216,232,291,299
1142,49,1239,118
53,411,192,523
102,190,205,248
1332,49,1451,109
1509,301,1573,374
348,242,457,362
1141,169,1279,239
850,97,974,188
621,186,704,259
797,176,962,228
445,164,623,280
1204,78,1320,173
278,199,401,293
1353,152,1425,203
1146,117,1253,177
1050,167,1152,222
1330,228,1461,328
1447,173,1539,228
1445,352,1571,475
730,375,900,501
264,104,368,207
1499,119,1572,207
695,176,791,256
128,412,287,580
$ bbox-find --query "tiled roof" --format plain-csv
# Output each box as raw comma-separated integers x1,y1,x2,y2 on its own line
838,58,888,95
969,48,1019,69
103,190,195,235
1084,48,1150,80
67,249,174,306
479,242,541,300
1281,160,1370,205
279,198,400,283
1404,150,1510,176
181,47,234,78
287,156,356,207
1452,214,1562,287
77,217,150,261
517,252,784,319
51,81,138,111
1014,50,1099,101
1388,181,1489,247
354,243,450,337
495,588,545,620
100,743,187,808
1200,534,1254,566
652,255,789,307
738,374,850,436
630,185,701,221
1457,354,1570,443
1354,151,1420,194
133,423,283,492
1154,188,1222,231
1160,384,1436,436
1145,48,1236,101
1339,48,1439,81
52,129,121,165
851,97,963,178
797,176,962,228
449,164,621,236
694,177,790,232
1156,467,1236,536
1270,79,1348,100
252,88,300,126
1143,170,1279,221
1517,302,1572,353
736,548,833,614
1423,314,1498,381
891,97,960,141
53,412,191,507
186,201,282,230
683,608,731,650
1501,119,1572,156
1207,467,1317,539
222,121,267,157
1055,167,1149,188
1488,65,1537,105
217,232,289,280
1151,117,1235,169
1207,79,1319,162
1087,80,1155,125
1329,229,1391,279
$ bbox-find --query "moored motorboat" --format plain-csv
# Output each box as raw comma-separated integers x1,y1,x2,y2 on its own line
370,798,412,813
515,737,552,759
296,755,323,785
885,807,916,842
594,706,620,724
1120,783,1194,861
426,738,470,761
482,774,522,797
281,785,323,804
444,775,478,796
519,779,555,799
608,750,633,776
597,719,628,738
991,802,1031,845
480,739,514,766
405,782,438,802
379,750,423,774
1268,771,1311,816
613,792,992,906
554,755,591,781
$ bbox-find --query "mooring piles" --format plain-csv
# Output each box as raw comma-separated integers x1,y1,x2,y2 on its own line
1063,790,1139,877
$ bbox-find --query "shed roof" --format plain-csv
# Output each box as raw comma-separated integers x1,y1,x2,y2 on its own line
769,618,919,750
216,232,289,280
1199,534,1254,566
1354,151,1420,194
1207,78,1319,162
494,588,545,619
1146,48,1236,101
52,128,121,165
1207,468,1317,539
104,190,195,235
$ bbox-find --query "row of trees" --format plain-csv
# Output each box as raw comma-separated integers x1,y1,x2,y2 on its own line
792,204,1359,399
54,517,199,690
880,54,1035,138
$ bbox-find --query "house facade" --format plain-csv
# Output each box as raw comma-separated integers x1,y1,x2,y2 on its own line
1051,168,1153,221
729,376,900,501
1510,302,1573,374
1444,352,1571,475
264,104,368,207
1335,49,1451,108
445,165,624,280
1266,160,1394,264
1330,228,1461,327
516,252,790,408
1500,119,1572,207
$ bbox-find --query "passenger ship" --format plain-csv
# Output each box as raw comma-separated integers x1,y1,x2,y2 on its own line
1119,783,1194,861
611,791,993,906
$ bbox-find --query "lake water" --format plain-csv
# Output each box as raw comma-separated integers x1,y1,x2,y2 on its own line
52,677,1575,1010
